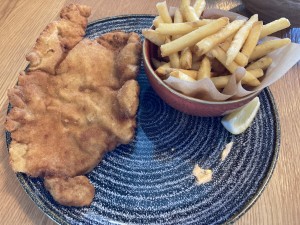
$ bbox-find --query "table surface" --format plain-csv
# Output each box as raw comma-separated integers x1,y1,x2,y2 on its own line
0,0,299,224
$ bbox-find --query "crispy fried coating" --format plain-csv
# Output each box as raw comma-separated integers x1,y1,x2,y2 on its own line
44,176,95,207
6,4,142,207
25,4,91,74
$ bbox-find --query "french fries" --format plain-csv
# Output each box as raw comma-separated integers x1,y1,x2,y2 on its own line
181,6,199,22
172,9,184,40
155,67,198,79
170,70,196,82
155,62,171,77
211,68,263,89
197,56,211,79
210,46,260,86
249,38,291,62
219,40,248,66
174,8,184,23
166,37,180,68
153,16,164,28
260,18,291,39
160,17,229,56
156,1,172,23
193,0,206,18
151,58,166,69
179,0,191,20
180,47,193,69
143,0,292,100
246,57,273,70
142,29,166,46
195,20,245,56
241,21,263,58
226,14,258,65
156,20,212,36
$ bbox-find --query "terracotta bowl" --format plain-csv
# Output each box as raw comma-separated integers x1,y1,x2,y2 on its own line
142,38,260,117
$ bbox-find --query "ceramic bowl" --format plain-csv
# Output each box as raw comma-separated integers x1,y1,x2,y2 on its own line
142,38,260,117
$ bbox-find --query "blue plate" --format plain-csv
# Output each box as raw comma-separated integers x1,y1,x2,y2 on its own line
6,15,280,225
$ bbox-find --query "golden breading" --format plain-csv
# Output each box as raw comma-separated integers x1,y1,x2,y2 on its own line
6,4,142,207
25,4,91,74
44,176,95,207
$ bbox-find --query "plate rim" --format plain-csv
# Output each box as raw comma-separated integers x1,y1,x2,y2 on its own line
225,87,280,224
6,14,281,225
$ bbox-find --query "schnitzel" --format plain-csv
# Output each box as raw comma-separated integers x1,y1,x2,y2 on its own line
5,4,142,206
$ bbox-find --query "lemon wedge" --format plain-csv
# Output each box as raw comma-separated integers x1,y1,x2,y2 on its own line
221,97,260,135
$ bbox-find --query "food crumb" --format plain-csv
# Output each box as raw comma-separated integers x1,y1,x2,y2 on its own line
221,141,233,161
192,164,212,185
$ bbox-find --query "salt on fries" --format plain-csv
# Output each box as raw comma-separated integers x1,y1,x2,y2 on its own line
143,0,291,96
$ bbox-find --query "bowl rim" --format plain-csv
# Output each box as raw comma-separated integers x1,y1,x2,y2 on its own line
142,38,260,106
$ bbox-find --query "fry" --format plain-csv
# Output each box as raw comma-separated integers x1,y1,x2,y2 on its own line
170,70,196,82
226,14,258,65
155,62,171,77
260,18,291,39
181,6,199,22
180,0,191,9
176,69,198,79
241,21,263,58
249,38,291,62
151,58,165,69
166,37,180,68
156,1,172,23
169,54,180,68
160,17,229,56
246,68,264,78
211,76,230,89
156,20,212,36
195,20,245,56
246,57,273,70
197,56,211,79
180,47,193,69
172,9,184,40
174,8,184,23
153,16,164,28
179,0,191,20
156,67,198,79
193,0,206,17
211,69,263,89
219,40,248,67
142,29,166,46
210,46,260,86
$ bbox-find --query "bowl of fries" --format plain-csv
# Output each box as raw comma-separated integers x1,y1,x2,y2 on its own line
143,38,260,117
142,0,292,117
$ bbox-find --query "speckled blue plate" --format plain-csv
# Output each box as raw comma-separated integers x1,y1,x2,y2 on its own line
6,15,280,225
